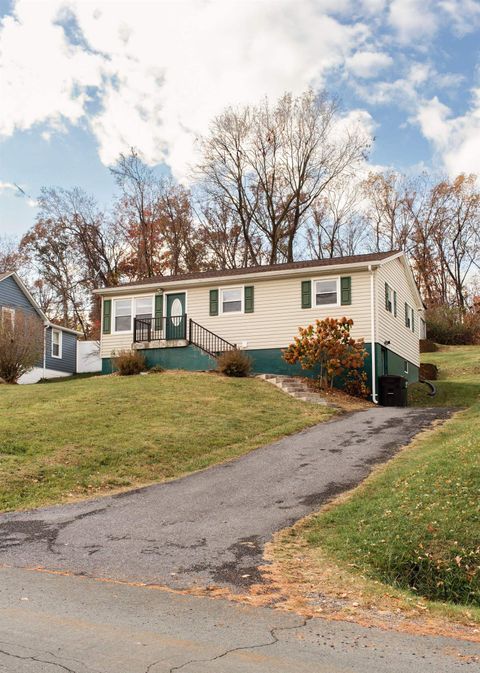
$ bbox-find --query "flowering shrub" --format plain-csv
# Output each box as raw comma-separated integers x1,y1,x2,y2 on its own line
283,317,369,397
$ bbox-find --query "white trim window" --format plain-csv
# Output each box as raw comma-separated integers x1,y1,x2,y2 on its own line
1,307,15,328
52,329,62,359
313,278,339,307
405,304,415,331
420,317,427,339
134,296,154,322
220,287,243,314
404,360,409,374
114,298,132,332
385,283,396,315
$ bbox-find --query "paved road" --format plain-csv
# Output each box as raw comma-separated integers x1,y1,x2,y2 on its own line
0,567,478,672
0,407,451,591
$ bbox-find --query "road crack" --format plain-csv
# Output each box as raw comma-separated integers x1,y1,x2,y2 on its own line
0,646,79,672
165,617,309,672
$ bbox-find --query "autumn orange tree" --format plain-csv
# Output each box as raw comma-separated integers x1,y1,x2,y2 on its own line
283,317,369,396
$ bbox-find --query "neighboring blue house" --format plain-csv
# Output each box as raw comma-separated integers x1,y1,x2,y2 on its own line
0,271,81,383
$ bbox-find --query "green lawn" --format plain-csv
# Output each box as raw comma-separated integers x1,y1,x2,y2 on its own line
0,371,333,512
409,345,480,407
296,345,480,610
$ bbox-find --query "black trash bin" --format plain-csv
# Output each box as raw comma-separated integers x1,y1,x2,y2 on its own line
379,375,408,407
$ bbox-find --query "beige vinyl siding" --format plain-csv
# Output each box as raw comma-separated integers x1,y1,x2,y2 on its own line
375,257,422,366
100,270,372,357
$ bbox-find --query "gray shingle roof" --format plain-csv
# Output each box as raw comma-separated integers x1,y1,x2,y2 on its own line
111,250,399,289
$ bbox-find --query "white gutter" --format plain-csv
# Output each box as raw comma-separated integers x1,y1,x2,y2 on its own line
47,321,83,336
93,257,391,296
369,264,378,404
42,323,48,380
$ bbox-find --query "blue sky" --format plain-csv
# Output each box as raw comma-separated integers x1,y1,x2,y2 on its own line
1,0,480,237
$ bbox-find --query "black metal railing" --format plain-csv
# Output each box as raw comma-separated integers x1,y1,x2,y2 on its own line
133,315,187,343
134,314,236,359
189,318,236,357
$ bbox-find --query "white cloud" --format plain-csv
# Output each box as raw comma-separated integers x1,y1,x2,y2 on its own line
0,2,104,137
346,50,393,78
388,0,438,42
439,0,480,36
416,91,480,175
0,0,370,180
0,181,17,193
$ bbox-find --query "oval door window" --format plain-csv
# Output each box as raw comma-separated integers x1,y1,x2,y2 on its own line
171,298,183,325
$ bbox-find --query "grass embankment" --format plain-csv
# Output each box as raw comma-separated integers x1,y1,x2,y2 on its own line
271,346,480,622
0,371,333,511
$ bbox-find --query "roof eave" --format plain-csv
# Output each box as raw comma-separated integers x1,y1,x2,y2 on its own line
93,255,397,296
46,322,83,336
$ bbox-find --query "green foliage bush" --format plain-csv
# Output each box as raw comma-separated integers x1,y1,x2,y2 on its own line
112,349,146,376
217,349,252,377
426,306,480,345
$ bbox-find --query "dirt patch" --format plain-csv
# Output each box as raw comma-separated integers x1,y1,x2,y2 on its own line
303,379,374,411
255,520,480,643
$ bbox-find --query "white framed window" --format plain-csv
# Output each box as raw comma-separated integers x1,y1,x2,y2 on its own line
220,287,243,314
404,360,409,374
114,298,132,332
134,296,154,321
52,329,62,358
1,307,15,328
405,304,414,331
313,278,339,307
113,296,155,332
385,283,396,315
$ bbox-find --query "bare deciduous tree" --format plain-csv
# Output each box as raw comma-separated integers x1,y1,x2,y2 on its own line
0,310,44,383
112,150,206,277
305,177,367,258
20,219,89,336
197,90,370,264
0,236,24,273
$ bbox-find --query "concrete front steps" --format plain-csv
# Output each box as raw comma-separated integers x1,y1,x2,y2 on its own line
257,373,328,405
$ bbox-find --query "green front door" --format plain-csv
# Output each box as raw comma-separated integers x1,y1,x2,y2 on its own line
166,293,186,340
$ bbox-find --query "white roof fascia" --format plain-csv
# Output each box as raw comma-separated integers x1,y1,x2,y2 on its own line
0,273,83,334
4,272,49,322
46,322,83,336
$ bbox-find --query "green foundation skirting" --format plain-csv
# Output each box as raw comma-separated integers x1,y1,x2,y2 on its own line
101,342,419,391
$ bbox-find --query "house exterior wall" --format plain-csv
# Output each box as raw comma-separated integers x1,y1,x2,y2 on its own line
100,269,373,358
0,275,38,315
375,257,422,369
44,326,77,374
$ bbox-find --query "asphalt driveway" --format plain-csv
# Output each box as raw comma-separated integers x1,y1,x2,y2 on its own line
0,406,451,591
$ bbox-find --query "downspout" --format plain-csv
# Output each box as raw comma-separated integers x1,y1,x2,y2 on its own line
369,265,378,404
43,322,48,379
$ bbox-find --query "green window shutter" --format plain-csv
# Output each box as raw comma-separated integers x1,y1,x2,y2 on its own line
412,310,415,332
155,294,163,329
340,276,352,305
385,282,389,311
301,280,311,309
244,286,254,313
209,289,219,316
404,302,409,328
394,291,397,317
102,298,111,334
